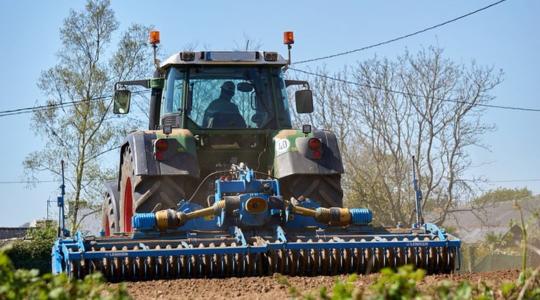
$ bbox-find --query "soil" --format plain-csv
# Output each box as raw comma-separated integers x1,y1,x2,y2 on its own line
121,269,520,299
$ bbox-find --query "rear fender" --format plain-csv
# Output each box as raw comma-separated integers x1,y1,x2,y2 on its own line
272,129,344,178
118,129,200,182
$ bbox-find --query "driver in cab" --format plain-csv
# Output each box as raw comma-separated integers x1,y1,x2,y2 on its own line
202,81,247,128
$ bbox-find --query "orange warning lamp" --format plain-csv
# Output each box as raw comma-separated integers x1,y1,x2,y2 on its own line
149,31,160,45
283,31,294,45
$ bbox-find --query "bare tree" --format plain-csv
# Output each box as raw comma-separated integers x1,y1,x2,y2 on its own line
290,47,502,226
233,33,263,51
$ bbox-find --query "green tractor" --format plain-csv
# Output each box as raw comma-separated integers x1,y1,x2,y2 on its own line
102,31,344,236
52,31,459,279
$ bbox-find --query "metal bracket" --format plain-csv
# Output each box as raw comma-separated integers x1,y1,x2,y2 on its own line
285,79,310,89
275,226,287,243
424,223,447,241
232,226,247,246
75,232,86,252
315,228,326,239
115,79,150,89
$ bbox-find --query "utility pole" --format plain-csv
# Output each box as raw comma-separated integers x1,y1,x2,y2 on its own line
57,160,69,237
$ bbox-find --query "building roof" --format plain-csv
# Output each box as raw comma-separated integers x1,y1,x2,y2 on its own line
0,227,28,240
443,197,540,243
78,207,101,235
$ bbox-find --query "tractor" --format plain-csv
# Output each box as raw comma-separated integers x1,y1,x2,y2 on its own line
52,31,460,280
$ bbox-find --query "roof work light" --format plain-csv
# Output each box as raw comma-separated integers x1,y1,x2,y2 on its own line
283,31,294,67
149,31,160,45
283,31,294,45
149,30,161,69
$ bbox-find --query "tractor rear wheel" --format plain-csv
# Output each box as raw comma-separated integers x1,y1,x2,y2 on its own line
280,174,343,207
119,146,192,233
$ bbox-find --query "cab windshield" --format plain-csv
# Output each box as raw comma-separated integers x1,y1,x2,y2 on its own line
161,66,292,129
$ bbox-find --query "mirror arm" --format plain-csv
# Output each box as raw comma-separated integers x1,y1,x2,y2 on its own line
285,79,310,89
115,79,151,89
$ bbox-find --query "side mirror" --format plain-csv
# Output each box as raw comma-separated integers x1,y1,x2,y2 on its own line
113,89,131,114
295,90,314,114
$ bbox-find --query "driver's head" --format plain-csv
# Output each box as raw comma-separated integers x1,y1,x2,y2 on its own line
220,81,235,100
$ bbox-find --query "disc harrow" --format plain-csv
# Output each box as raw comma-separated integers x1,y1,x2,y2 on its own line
54,228,459,281
52,165,460,280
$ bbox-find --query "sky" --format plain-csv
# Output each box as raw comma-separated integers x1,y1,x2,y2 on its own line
0,0,538,226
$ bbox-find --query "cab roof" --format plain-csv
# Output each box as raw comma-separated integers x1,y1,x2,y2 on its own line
160,51,288,68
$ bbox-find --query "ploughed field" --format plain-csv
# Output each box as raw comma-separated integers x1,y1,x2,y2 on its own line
121,269,520,299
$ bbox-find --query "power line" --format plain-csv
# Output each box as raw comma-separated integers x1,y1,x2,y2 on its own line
487,179,540,183
290,67,540,112
0,97,109,118
294,0,508,65
0,180,57,184
0,90,149,118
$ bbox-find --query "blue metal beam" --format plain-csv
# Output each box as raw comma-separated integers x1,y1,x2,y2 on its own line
63,239,459,261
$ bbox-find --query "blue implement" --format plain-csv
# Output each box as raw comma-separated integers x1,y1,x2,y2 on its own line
52,165,461,280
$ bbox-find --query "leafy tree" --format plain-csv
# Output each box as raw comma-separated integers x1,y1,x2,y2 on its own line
23,0,152,232
484,231,512,255
473,187,532,205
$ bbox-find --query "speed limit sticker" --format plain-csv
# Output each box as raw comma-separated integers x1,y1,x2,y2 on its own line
275,139,290,155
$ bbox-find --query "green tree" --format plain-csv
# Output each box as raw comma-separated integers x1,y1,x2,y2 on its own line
473,187,532,205
23,0,152,232
484,231,511,255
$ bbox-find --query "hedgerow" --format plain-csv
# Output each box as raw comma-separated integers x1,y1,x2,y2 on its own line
0,252,130,300
2,225,56,274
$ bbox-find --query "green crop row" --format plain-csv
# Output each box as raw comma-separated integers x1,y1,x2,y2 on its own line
278,265,540,300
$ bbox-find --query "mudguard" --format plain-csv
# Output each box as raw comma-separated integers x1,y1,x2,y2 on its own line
272,129,344,178
120,128,200,178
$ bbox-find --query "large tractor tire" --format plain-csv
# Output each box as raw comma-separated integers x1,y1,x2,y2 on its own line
118,146,193,233
280,174,343,207
101,189,119,236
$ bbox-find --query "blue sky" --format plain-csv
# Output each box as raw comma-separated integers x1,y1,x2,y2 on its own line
0,0,538,226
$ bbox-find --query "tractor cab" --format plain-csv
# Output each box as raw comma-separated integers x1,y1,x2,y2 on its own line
112,49,315,187
159,52,294,131
113,50,314,132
